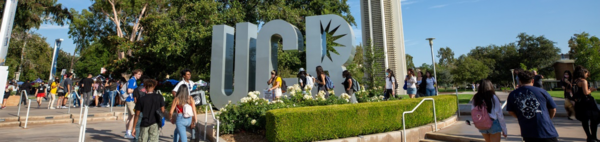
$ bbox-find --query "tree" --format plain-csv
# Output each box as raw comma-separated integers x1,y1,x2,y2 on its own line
452,55,490,85
516,33,560,77
419,63,432,73
362,42,386,88
406,54,415,69
467,44,520,86
437,47,455,67
569,32,600,81
4,32,52,81
436,64,453,90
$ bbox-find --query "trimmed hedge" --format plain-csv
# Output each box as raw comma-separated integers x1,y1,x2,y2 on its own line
266,95,457,142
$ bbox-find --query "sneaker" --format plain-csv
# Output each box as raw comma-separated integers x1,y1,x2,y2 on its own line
61,106,68,109
124,134,135,139
50,107,55,109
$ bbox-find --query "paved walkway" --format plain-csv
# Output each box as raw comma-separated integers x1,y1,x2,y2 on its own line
440,116,589,141
0,99,122,118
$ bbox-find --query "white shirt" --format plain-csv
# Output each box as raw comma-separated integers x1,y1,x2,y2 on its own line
426,77,437,89
387,76,402,89
471,95,507,135
173,79,194,93
306,75,314,87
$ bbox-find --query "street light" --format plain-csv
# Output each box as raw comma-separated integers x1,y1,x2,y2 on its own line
48,38,63,82
426,38,438,96
510,69,515,90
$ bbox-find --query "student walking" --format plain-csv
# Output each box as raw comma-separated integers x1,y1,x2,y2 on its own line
172,69,194,97
267,70,283,100
561,70,576,120
35,82,47,109
572,66,600,142
170,84,197,142
315,66,330,98
20,80,32,106
533,70,544,89
48,79,58,109
402,69,415,99
80,74,94,107
2,82,15,109
125,69,143,139
131,79,164,142
506,70,558,142
424,71,437,96
342,70,353,95
472,79,507,142
298,68,307,94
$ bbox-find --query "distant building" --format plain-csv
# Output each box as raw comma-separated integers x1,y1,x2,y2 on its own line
553,54,575,81
360,0,407,94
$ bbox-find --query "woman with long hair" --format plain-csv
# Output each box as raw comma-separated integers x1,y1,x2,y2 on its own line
315,66,330,97
424,71,437,96
342,70,357,103
402,69,416,98
35,82,47,109
573,66,600,142
267,70,283,100
297,68,307,94
472,79,507,142
170,84,197,142
561,70,575,120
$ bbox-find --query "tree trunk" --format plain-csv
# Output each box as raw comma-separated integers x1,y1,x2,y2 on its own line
17,32,28,81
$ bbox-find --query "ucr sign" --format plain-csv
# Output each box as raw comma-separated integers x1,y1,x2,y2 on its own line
210,14,355,109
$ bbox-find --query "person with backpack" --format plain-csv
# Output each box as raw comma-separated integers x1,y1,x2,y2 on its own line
424,71,437,96
506,70,558,142
132,79,164,142
267,70,283,101
401,69,416,99
471,79,507,142
297,68,308,94
170,84,197,142
315,66,330,98
573,66,600,142
124,69,143,139
80,74,94,107
342,70,359,103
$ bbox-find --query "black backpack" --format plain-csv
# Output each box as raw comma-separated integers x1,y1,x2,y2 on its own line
281,79,288,93
393,77,399,89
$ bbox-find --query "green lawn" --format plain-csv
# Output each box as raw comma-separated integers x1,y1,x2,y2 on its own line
547,90,600,103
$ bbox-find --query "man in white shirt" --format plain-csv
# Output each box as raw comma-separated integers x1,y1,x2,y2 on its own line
172,69,194,97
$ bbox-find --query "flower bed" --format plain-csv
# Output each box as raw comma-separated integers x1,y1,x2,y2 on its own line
266,95,457,142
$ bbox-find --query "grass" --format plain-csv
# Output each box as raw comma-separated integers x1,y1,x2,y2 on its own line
547,90,600,103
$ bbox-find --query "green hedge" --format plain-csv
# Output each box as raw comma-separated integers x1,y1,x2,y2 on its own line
265,95,457,142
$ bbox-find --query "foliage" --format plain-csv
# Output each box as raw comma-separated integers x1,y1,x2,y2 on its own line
406,54,415,69
569,32,600,81
74,41,116,78
419,63,433,73
0,0,71,31
516,33,561,77
452,55,490,84
265,95,457,142
4,32,52,81
345,45,364,84
466,44,519,86
437,47,455,67
217,85,354,134
436,65,453,89
362,42,386,88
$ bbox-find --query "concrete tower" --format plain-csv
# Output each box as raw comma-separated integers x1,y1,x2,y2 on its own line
360,0,407,94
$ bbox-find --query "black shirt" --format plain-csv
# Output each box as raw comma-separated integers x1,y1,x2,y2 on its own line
20,83,32,93
133,86,146,101
37,85,46,93
81,78,94,92
533,75,543,88
343,77,352,90
134,92,165,127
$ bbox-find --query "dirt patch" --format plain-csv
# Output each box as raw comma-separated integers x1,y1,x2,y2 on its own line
220,131,268,142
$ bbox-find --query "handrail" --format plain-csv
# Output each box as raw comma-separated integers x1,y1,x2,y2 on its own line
17,90,28,117
78,105,89,142
402,98,436,142
205,103,220,142
501,100,508,109
24,99,31,129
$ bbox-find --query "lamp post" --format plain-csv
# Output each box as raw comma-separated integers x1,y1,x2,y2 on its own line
426,38,438,96
510,69,515,90
48,39,63,82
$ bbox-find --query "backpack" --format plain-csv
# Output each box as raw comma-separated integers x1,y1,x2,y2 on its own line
280,78,288,93
183,104,194,118
351,78,360,92
325,75,334,89
471,102,493,130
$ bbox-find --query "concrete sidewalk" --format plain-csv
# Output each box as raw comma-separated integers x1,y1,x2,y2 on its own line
439,116,589,142
0,99,124,118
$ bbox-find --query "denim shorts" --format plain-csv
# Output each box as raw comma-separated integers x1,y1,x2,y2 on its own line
406,88,416,94
479,119,502,134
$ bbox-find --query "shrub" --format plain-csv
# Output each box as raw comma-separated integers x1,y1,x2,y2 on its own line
265,95,457,142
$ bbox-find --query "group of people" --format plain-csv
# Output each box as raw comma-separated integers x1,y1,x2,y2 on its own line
403,69,437,99
472,66,599,142
124,69,198,142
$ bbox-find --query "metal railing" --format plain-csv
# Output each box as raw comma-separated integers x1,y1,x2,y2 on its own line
23,99,31,129
78,106,89,142
205,103,220,142
17,90,28,117
402,98,436,142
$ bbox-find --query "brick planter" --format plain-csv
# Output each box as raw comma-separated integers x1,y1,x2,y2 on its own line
5,95,21,106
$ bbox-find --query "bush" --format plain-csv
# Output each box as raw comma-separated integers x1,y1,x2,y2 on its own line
265,95,457,142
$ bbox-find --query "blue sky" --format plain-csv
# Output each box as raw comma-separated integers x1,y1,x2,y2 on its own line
36,0,600,66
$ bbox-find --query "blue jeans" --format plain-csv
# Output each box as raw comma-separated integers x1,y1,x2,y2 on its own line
174,113,192,142
426,88,436,96
103,90,116,106
71,92,80,107
102,90,109,106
